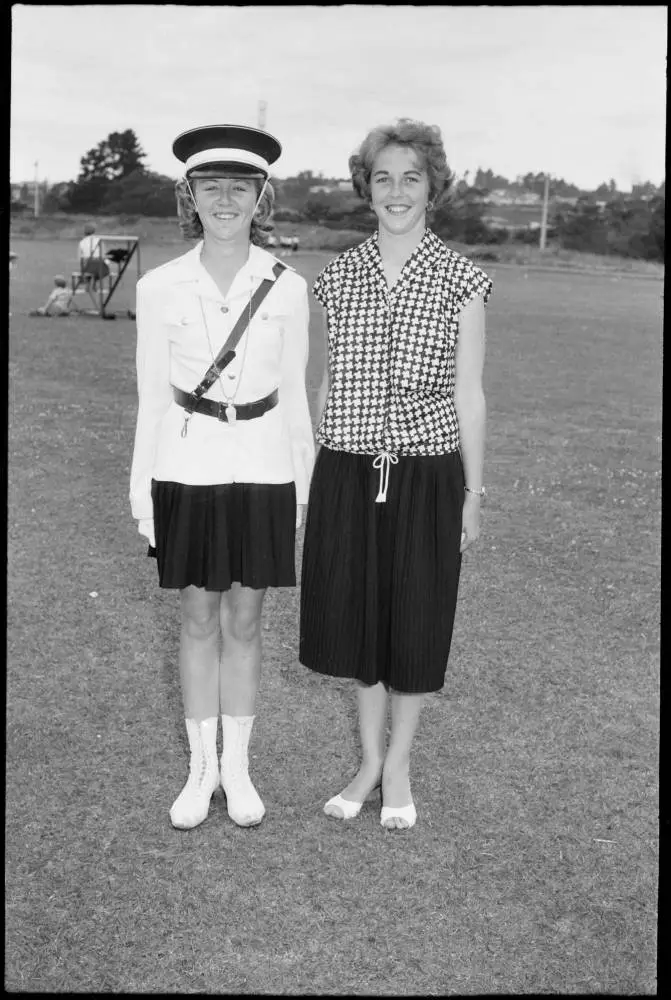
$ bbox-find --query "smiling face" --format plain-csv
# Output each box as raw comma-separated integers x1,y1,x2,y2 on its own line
370,144,431,238
191,175,259,244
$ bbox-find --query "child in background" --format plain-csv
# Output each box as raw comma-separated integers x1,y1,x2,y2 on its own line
31,276,77,316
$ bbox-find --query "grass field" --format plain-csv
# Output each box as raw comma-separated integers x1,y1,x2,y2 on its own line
7,238,661,994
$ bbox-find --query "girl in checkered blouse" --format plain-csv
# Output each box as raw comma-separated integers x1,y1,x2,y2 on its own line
299,119,492,831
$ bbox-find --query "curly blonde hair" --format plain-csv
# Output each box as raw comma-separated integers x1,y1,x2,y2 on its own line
174,177,275,246
349,118,454,213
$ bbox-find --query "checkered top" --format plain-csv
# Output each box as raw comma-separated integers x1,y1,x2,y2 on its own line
313,228,492,455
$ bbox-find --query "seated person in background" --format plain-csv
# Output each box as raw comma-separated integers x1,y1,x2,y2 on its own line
78,222,110,287
31,275,77,316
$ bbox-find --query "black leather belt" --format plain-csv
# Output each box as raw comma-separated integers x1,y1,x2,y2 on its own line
172,385,278,422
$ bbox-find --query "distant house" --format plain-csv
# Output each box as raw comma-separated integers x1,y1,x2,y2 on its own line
10,182,32,203
483,214,517,230
484,188,516,206
514,191,542,205
308,179,353,195
485,188,544,206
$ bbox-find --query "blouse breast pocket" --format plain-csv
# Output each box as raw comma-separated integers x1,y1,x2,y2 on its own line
161,296,203,346
247,309,284,363
167,323,203,356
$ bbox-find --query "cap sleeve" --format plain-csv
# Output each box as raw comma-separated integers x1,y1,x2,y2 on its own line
458,260,493,310
312,261,337,309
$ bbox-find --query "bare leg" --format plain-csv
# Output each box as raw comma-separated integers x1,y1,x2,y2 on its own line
382,691,425,827
178,586,221,721
327,681,387,812
218,583,265,715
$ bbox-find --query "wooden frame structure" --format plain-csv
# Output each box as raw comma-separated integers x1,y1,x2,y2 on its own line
71,235,141,318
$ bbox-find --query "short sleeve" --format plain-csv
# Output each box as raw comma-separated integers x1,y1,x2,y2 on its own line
459,261,493,310
312,261,336,309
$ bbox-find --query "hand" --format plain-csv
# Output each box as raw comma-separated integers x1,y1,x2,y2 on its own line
296,504,305,530
138,518,156,549
460,493,481,553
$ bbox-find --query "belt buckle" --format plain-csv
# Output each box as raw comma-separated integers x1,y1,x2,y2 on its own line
225,403,237,425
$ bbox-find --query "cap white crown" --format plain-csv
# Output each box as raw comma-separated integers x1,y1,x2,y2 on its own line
185,147,269,174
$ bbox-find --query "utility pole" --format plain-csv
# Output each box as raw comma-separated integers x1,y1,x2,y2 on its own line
258,100,267,129
34,160,39,217
539,172,550,250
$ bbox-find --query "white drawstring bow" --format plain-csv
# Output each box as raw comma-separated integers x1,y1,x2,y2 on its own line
373,450,398,503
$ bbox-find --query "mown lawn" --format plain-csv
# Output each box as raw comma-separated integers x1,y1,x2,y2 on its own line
6,239,661,994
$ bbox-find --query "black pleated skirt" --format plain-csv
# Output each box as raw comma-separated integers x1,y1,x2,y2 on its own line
299,446,464,694
149,479,297,591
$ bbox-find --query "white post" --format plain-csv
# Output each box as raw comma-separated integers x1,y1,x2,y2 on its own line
34,160,39,217
539,173,549,250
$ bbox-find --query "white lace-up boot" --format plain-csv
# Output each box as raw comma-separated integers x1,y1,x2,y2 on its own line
169,717,220,829
220,715,265,827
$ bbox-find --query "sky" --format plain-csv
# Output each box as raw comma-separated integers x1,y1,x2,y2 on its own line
9,4,668,191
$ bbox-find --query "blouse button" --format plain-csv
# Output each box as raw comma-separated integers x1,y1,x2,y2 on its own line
220,305,229,313
261,312,268,320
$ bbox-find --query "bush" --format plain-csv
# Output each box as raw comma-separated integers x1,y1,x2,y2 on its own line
273,208,302,223
484,227,511,245
102,170,177,217
552,195,664,261
470,249,501,262
512,227,553,245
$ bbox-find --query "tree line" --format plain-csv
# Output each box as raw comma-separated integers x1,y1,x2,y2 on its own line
11,129,665,262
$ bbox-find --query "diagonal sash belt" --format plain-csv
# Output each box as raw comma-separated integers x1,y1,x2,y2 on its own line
177,259,286,437
181,261,286,414
172,385,278,423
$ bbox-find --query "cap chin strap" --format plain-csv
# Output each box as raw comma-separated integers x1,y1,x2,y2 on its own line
253,177,269,214
184,176,269,218
185,176,197,209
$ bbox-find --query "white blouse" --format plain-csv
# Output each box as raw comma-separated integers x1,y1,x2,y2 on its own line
129,242,315,524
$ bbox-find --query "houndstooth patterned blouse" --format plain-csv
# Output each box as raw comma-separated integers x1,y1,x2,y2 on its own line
313,228,492,462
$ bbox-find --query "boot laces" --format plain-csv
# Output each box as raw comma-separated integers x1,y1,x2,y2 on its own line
222,744,249,780
189,747,212,789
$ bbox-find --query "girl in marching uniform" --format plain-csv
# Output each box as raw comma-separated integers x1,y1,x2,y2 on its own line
130,125,314,830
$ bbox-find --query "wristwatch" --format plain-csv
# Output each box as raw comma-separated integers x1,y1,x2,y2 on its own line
465,486,486,498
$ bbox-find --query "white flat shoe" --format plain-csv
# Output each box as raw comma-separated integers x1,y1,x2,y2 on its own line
323,793,366,819
380,803,417,830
